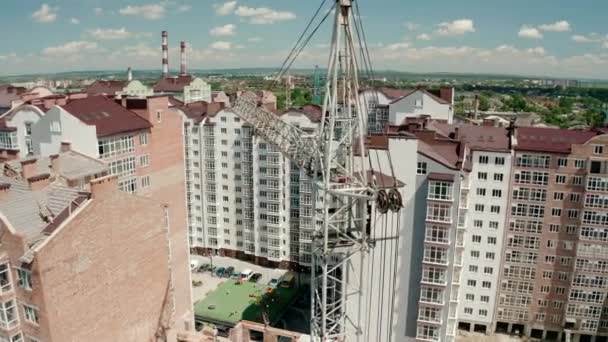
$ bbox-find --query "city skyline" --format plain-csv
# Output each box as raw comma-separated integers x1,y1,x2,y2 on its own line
1,0,608,79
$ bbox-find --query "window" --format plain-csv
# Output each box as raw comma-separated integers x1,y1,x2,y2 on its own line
474,220,483,228
479,155,489,164
472,235,482,243
495,157,505,165
471,250,480,258
417,162,427,175
574,159,585,169
98,136,135,159
428,181,453,201
478,172,487,180
567,209,578,219
139,133,148,145
494,173,504,182
141,176,151,188
558,158,568,167
109,157,136,177
139,154,149,167
479,309,488,317
552,208,562,217
554,192,564,200
466,293,475,300
469,265,478,273
516,154,550,168
467,279,476,287
549,224,559,232
489,221,499,229
484,267,493,275
490,205,500,214
555,175,566,184
16,269,31,290
0,265,10,293
464,307,473,314
475,204,484,212
482,281,492,289
23,305,38,324
477,188,486,196
488,237,497,245
0,299,17,329
486,252,495,260
594,145,604,154
118,177,137,193
569,193,581,202
572,176,583,186
492,189,502,198
156,111,162,123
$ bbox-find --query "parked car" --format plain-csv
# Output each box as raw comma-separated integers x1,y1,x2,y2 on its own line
249,273,262,283
224,266,234,278
230,271,240,279
268,278,279,288
190,259,200,271
215,267,225,277
197,264,210,273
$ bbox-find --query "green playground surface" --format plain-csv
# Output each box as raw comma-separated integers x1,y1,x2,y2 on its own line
194,280,298,327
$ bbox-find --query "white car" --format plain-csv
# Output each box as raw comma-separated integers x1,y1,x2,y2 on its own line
190,259,200,271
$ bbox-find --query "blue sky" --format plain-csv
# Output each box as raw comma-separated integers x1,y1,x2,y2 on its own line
1,0,607,78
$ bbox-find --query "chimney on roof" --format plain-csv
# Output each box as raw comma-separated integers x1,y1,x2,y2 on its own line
49,154,60,173
27,173,50,191
90,175,118,198
180,41,187,76
20,158,37,180
60,141,71,153
162,31,169,77
127,67,133,81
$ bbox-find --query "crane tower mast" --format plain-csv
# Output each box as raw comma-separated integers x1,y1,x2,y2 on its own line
232,1,401,341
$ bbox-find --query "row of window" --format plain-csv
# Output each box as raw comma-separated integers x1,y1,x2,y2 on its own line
478,155,505,165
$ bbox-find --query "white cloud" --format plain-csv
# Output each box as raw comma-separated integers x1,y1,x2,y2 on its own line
539,20,571,32
416,33,432,41
94,7,103,16
89,28,133,40
435,19,475,36
235,6,296,25
210,24,236,36
405,22,419,31
214,1,238,16
526,46,546,56
518,25,543,39
118,43,158,59
69,18,79,24
42,41,98,57
248,37,262,42
119,4,166,20
572,33,601,43
386,42,410,51
210,41,233,50
32,4,58,23
177,5,191,13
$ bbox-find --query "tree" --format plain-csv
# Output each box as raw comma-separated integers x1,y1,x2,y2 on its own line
478,94,490,112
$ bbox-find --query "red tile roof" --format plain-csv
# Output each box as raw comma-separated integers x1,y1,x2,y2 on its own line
515,127,598,153
61,96,151,137
428,121,510,152
389,89,450,105
281,104,323,123
177,101,225,123
85,80,127,95
377,88,416,100
153,75,193,92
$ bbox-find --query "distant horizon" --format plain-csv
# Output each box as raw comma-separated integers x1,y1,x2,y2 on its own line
3,66,607,83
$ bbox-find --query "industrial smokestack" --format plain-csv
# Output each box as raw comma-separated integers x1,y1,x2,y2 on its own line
162,31,169,77
180,41,187,76
127,67,133,81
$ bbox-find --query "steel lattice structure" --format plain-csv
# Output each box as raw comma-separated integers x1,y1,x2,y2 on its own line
231,1,389,340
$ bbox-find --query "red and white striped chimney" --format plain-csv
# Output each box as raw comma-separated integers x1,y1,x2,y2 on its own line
180,41,187,76
162,31,169,77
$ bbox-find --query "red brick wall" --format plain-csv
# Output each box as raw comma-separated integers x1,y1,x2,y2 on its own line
33,189,174,341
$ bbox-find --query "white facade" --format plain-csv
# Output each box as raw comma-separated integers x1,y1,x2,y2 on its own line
458,150,512,332
0,105,45,155
390,91,453,125
182,108,317,266
32,106,98,157
183,78,212,104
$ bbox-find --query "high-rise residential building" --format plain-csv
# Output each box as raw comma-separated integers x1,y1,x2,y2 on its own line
0,153,193,341
494,127,604,342
178,103,320,267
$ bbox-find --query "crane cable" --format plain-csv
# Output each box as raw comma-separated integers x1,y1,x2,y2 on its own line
271,0,335,90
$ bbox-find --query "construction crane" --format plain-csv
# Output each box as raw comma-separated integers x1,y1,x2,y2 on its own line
232,1,402,341
312,65,325,105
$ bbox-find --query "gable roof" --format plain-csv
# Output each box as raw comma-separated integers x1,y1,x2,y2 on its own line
153,75,194,92
177,101,225,123
428,121,510,152
390,89,450,105
281,104,323,123
61,96,152,137
85,80,127,95
515,127,598,153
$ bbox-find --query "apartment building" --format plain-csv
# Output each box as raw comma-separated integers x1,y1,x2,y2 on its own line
359,87,454,133
178,103,319,267
0,156,191,341
495,127,600,341
421,122,514,334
